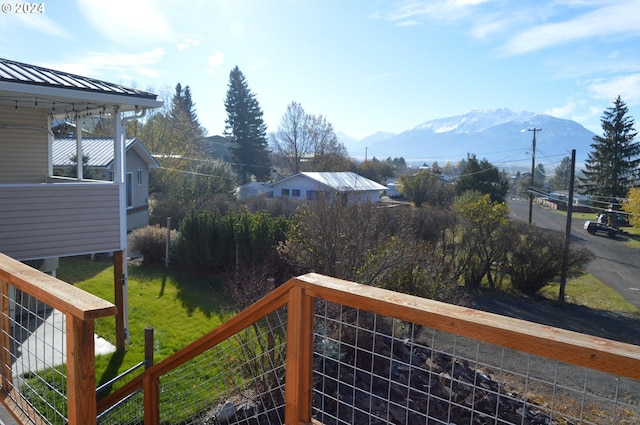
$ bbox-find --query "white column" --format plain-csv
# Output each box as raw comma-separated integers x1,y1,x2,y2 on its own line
113,108,129,341
75,114,83,180
47,114,53,178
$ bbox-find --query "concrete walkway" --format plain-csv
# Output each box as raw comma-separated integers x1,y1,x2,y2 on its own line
0,309,116,424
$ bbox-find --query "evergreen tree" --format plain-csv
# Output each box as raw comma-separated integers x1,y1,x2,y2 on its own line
168,83,206,157
144,84,206,196
456,154,509,202
224,66,271,184
549,156,573,191
579,96,639,203
64,154,94,179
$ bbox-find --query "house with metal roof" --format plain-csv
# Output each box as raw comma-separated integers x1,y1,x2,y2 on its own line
268,172,388,203
52,137,159,231
0,57,163,349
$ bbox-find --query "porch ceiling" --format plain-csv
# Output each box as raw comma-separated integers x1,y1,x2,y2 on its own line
0,58,162,117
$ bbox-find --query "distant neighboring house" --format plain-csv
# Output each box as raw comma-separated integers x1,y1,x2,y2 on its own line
52,137,159,231
236,181,272,200
268,172,387,203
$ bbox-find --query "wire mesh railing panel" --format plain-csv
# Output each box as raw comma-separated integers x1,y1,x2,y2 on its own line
0,284,68,425
157,307,288,425
97,390,144,425
311,301,640,425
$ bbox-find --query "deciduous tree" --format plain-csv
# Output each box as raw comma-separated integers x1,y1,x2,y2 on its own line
397,169,446,207
622,187,640,228
271,102,349,175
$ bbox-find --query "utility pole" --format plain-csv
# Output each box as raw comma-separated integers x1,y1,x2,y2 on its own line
528,128,542,224
559,150,576,302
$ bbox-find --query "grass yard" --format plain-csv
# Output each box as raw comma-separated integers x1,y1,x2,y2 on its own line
57,256,236,394
540,273,639,313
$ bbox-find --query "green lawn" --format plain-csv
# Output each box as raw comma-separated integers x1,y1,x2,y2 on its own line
540,273,638,313
57,257,236,393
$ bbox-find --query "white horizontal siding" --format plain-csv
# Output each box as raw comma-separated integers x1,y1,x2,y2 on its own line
0,183,122,260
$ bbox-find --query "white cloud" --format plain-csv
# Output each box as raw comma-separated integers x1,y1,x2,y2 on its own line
500,0,640,55
545,101,577,118
177,37,203,51
375,0,492,26
75,0,174,45
9,13,74,39
43,48,166,81
588,74,640,105
206,51,225,74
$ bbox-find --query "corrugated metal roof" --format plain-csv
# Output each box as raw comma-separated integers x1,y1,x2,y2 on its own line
273,172,387,191
52,137,157,168
0,58,157,99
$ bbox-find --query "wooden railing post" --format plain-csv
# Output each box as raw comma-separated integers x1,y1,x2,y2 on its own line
143,373,160,425
285,285,314,424
0,279,12,392
114,250,126,350
66,315,97,425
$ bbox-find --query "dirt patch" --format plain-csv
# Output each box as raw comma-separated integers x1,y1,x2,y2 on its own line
470,289,640,346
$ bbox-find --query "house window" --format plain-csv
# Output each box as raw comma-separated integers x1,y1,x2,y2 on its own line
292,189,301,197
137,169,143,185
126,173,133,208
281,188,290,197
307,190,327,200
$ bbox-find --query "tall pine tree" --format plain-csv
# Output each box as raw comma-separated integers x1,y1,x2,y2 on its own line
169,83,206,157
579,96,639,204
224,66,270,184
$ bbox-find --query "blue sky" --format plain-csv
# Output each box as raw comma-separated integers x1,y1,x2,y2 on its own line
2,0,640,141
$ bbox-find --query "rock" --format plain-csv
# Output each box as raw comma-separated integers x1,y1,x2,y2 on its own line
216,401,236,424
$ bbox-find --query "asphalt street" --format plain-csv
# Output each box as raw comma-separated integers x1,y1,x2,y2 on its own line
508,198,640,309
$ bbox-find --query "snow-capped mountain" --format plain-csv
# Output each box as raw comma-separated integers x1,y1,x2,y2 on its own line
340,109,596,168
412,109,535,134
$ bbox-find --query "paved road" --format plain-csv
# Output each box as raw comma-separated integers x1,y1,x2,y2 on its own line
509,199,640,309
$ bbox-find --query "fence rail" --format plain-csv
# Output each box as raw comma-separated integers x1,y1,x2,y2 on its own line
97,273,640,425
0,252,116,425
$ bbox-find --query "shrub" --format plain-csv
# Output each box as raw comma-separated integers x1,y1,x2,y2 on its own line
356,237,471,306
176,209,289,274
503,221,593,296
128,225,177,265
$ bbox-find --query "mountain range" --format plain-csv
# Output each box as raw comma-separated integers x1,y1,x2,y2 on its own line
338,109,597,171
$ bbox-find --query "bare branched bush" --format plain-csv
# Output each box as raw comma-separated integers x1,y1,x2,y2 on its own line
128,225,176,265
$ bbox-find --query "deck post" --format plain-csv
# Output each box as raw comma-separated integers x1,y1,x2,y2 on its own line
66,314,97,425
114,250,126,350
0,279,12,392
285,285,314,424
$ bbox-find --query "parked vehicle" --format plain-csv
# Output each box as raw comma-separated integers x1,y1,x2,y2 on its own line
584,220,618,237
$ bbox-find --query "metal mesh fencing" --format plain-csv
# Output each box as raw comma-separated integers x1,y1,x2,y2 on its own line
312,301,640,425
154,307,288,425
97,389,144,425
0,284,68,425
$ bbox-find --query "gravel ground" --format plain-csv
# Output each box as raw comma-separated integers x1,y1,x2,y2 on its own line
456,291,640,422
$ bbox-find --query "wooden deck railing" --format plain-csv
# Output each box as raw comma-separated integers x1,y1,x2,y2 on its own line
97,273,640,424
0,252,116,425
